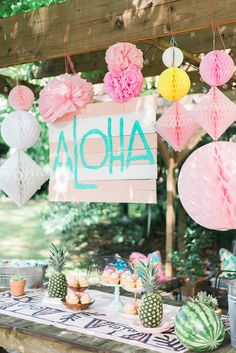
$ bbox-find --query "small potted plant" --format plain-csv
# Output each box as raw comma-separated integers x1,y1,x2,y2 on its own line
10,275,26,297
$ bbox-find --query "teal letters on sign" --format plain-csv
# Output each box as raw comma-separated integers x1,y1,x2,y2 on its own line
80,129,109,170
53,130,73,173
53,116,155,189
126,120,155,168
108,117,125,174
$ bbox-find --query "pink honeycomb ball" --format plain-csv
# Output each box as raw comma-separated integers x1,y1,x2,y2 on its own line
178,141,236,230
199,50,235,86
8,85,34,111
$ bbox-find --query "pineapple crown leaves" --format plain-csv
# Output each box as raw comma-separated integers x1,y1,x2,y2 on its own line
135,260,160,293
189,291,218,310
49,242,67,272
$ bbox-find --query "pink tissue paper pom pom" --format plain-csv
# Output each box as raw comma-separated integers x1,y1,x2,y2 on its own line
38,73,94,123
105,42,143,71
9,85,34,111
103,65,144,103
199,50,235,86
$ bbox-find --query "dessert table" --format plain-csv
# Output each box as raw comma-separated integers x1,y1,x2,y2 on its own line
0,286,233,353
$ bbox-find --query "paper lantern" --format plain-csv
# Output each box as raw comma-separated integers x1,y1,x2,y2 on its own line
178,141,236,230
162,47,184,68
158,68,190,101
155,102,198,151
0,151,48,207
190,86,236,140
1,111,41,150
200,50,235,86
8,85,34,111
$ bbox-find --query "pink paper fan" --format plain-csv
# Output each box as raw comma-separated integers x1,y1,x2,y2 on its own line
38,74,94,123
200,50,235,86
103,65,144,103
155,102,199,152
190,87,236,140
105,42,143,71
9,85,34,111
178,141,236,230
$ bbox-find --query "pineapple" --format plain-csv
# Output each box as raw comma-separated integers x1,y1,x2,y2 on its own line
136,260,163,328
48,243,67,298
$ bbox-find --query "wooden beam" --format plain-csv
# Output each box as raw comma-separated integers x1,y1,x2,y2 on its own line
158,138,170,168
1,0,236,68
151,39,201,67
32,43,167,81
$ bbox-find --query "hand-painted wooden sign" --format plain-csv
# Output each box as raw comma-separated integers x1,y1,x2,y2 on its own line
49,95,157,203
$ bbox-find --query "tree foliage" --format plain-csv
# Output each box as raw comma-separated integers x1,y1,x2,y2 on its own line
0,0,66,18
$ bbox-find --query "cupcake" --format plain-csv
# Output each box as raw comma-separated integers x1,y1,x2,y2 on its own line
79,275,89,288
124,277,136,288
101,271,110,284
120,273,128,286
80,293,91,304
67,274,79,288
109,272,120,285
123,303,137,315
66,289,79,304
136,278,144,290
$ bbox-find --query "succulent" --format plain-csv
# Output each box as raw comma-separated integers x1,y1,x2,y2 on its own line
11,275,25,281
189,291,218,310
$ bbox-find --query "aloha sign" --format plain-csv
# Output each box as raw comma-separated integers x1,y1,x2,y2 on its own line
49,95,157,203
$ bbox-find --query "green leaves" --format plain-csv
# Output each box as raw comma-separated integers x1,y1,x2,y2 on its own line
0,0,66,18
49,242,67,272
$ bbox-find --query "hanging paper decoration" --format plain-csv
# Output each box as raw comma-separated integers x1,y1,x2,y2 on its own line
155,102,198,152
103,42,144,103
103,65,144,103
189,86,236,140
105,42,143,71
0,86,48,207
38,73,94,123
162,47,184,68
157,67,190,101
178,141,236,230
8,85,34,111
155,46,197,152
191,49,236,140
0,151,48,208
1,111,40,150
199,50,235,86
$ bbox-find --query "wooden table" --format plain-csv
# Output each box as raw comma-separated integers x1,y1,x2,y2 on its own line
0,287,233,353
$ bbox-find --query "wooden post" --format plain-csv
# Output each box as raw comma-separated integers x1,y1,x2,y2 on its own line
165,151,176,278
178,204,186,252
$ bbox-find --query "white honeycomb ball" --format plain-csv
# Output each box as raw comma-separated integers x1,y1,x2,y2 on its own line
162,47,184,68
1,111,41,150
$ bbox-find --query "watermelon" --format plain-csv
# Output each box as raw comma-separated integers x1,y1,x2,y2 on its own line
174,302,225,352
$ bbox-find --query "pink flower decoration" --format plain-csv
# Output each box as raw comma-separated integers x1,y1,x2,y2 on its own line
38,74,94,123
200,50,235,86
9,85,34,111
105,42,143,71
155,102,199,152
103,65,144,103
178,141,236,230
190,87,236,140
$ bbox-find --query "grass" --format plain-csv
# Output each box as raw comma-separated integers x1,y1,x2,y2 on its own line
0,200,57,260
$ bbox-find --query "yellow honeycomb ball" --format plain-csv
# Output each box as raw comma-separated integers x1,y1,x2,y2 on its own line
158,68,191,101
